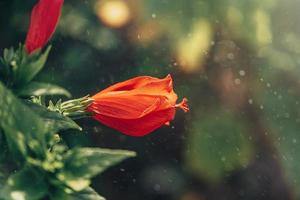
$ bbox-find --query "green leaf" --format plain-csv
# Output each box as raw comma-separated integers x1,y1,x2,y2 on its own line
17,82,71,97
48,187,105,200
58,148,136,191
70,187,105,200
0,167,47,200
48,188,70,200
185,110,254,182
25,102,82,132
0,82,47,161
0,45,51,87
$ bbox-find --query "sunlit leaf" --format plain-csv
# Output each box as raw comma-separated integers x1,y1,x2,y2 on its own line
57,148,136,191
0,167,47,200
0,82,47,161
25,102,81,133
70,187,105,200
17,82,71,97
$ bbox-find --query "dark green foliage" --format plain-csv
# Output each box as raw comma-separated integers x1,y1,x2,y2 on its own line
25,101,82,133
0,39,135,200
0,81,135,199
0,167,48,200
0,82,47,161
0,130,8,163
0,45,70,98
58,148,136,191
1,46,50,86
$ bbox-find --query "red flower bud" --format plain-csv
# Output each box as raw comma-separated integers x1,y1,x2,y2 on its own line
87,75,189,136
25,0,64,54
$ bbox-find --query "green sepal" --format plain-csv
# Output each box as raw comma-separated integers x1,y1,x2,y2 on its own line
0,45,51,88
15,46,51,86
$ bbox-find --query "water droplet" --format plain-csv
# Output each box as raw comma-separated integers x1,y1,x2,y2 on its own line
151,13,157,18
260,105,264,109
248,99,253,104
265,132,268,135
234,78,241,85
154,184,161,191
227,53,234,60
239,70,246,76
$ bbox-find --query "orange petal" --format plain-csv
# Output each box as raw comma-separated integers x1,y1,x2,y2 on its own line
94,76,161,96
126,74,178,104
92,107,176,136
88,95,165,119
93,75,176,102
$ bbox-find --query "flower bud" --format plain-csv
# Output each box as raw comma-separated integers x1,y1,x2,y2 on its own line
25,0,64,54
87,75,189,136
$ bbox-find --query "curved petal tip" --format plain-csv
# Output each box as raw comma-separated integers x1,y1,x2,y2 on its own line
176,97,189,112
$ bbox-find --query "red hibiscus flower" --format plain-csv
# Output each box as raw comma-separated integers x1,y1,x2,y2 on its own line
87,75,189,136
25,0,64,54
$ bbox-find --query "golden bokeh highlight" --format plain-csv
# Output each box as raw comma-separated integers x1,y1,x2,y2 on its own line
95,0,131,28
227,6,243,27
254,9,272,46
176,20,212,73
226,6,243,38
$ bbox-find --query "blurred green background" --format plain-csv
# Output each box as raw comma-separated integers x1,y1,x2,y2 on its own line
1,0,300,199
